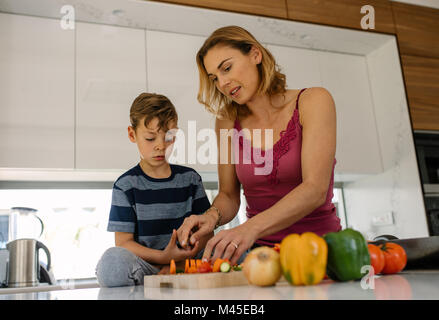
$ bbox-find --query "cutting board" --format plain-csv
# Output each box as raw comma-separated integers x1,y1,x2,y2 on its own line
144,271,249,289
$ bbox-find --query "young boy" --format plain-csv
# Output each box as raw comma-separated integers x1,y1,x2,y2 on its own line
96,93,213,287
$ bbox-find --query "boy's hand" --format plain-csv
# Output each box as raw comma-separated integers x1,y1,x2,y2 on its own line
163,229,199,263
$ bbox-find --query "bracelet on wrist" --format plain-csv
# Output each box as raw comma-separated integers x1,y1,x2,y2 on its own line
204,206,221,229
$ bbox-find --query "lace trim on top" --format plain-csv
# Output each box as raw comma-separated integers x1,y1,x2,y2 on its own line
235,89,305,185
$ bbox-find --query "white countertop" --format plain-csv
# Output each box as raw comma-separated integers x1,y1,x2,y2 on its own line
0,270,438,300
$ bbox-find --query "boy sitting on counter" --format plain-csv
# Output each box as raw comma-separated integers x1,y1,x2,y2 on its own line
95,92,213,287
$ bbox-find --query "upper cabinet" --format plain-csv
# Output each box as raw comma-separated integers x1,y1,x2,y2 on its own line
0,8,390,179
285,0,395,33
266,45,321,90
75,22,146,169
0,13,75,169
391,2,439,131
318,51,383,175
151,0,288,18
267,44,383,176
146,30,217,174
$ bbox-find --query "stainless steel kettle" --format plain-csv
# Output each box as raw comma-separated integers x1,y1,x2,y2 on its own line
6,239,51,288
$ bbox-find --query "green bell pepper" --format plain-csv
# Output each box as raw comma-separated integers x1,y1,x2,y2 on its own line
323,228,370,282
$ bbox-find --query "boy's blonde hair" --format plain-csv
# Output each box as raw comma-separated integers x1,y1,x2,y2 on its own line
130,93,178,132
196,25,287,120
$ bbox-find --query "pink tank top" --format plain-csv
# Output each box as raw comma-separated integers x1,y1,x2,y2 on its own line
233,88,341,246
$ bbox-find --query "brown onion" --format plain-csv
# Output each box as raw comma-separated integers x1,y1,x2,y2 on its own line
243,246,282,286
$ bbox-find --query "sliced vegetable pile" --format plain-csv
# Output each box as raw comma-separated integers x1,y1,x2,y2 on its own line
168,258,242,275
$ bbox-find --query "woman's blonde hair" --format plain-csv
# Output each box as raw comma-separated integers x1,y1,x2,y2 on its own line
196,25,287,120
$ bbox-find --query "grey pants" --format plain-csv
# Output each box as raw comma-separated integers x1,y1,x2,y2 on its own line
95,247,160,287
95,246,248,288
95,247,205,288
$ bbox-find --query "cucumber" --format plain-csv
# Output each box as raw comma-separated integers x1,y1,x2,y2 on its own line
220,261,231,273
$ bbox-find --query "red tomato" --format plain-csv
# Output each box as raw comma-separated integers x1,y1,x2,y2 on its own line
379,243,407,274
368,244,385,274
197,261,213,273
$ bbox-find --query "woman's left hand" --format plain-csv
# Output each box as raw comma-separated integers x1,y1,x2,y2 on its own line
202,223,258,265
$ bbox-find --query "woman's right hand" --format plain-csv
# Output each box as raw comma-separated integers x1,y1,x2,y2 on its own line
177,211,217,250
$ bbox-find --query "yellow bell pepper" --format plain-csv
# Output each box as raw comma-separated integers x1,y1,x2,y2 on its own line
280,232,328,286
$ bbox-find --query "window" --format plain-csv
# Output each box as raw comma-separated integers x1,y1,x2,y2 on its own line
0,189,114,280
0,186,346,280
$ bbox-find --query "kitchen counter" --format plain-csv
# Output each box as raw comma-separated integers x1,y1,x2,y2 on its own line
0,278,100,295
0,270,438,300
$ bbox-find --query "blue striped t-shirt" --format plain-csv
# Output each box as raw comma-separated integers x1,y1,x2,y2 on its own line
107,164,211,250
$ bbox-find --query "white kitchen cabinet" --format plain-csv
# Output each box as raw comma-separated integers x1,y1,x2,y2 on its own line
267,44,383,176
75,22,146,170
266,44,322,90
146,30,217,173
318,51,383,175
0,11,383,178
0,13,75,169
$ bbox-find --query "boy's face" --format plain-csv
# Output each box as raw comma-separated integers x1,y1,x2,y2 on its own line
128,117,177,168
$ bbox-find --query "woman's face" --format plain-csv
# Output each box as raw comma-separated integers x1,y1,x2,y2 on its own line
203,45,262,104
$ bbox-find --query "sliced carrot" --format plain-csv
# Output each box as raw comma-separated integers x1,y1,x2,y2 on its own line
196,259,202,269
190,259,196,270
212,258,224,272
170,259,176,274
184,259,189,273
188,266,198,274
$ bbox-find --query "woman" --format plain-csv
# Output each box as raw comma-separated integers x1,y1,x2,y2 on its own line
177,26,341,265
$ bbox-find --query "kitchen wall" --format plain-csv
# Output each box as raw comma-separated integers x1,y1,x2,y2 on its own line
343,39,429,239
